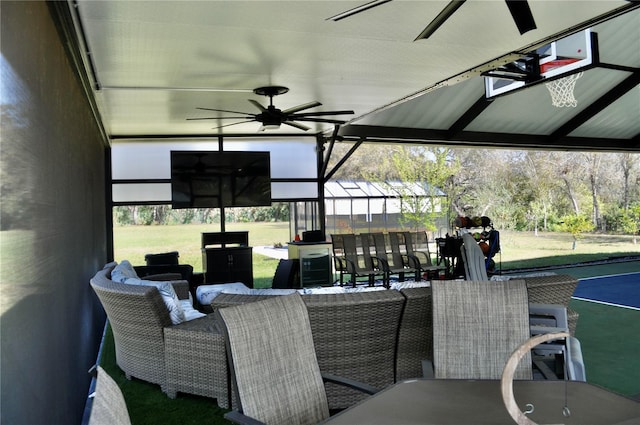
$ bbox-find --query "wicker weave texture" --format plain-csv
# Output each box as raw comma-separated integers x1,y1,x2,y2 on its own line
303,291,404,410
91,267,172,391
524,274,579,335
91,266,231,408
164,314,230,408
396,287,433,381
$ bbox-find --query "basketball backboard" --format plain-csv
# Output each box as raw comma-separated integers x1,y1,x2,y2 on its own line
484,29,598,99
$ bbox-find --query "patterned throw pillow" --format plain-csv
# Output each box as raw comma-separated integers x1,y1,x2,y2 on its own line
111,261,186,324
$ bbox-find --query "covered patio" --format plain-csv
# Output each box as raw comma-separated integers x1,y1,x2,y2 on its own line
1,2,638,424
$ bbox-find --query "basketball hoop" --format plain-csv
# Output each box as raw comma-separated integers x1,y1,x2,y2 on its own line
545,72,583,107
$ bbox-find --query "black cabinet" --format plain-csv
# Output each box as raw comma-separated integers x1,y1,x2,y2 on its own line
202,246,253,287
201,231,253,287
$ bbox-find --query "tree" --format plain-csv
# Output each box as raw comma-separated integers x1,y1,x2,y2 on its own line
558,214,595,250
582,153,604,230
620,153,638,211
619,202,640,244
387,146,459,232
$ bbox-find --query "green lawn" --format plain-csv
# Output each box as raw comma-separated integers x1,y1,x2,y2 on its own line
113,222,290,287
113,224,639,287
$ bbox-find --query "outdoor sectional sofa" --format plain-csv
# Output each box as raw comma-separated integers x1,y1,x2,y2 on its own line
90,263,231,408
91,262,580,412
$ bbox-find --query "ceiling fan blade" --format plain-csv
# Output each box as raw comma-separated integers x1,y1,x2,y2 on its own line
505,0,537,35
327,0,393,21
283,101,323,114
290,110,355,118
248,99,267,112
196,106,253,116
414,0,466,41
212,120,257,130
283,120,311,131
187,116,253,120
292,117,348,124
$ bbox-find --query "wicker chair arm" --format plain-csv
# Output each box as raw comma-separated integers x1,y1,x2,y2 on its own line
321,372,379,395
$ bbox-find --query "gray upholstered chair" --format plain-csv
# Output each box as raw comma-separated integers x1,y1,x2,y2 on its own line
460,232,489,280
428,279,533,380
216,293,378,425
88,365,132,425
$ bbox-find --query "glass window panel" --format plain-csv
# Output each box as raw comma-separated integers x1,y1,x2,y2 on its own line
369,198,385,214
339,181,359,189
112,183,171,203
333,199,352,215
271,182,317,199
111,138,317,180
387,198,403,214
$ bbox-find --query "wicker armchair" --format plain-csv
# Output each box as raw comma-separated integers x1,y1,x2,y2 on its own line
90,265,230,408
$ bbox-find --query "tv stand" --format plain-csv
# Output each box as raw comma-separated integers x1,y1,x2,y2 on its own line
202,232,253,287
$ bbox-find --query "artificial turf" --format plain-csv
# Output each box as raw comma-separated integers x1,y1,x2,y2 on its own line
99,259,640,424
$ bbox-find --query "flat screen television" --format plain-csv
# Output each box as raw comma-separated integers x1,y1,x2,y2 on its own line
170,151,271,209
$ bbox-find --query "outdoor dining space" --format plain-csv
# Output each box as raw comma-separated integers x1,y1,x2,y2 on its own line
87,230,640,425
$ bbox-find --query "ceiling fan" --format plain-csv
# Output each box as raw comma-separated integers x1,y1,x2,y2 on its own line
327,0,536,40
187,86,354,131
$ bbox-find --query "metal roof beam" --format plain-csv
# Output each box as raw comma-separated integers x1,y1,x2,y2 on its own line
338,124,640,152
447,96,494,139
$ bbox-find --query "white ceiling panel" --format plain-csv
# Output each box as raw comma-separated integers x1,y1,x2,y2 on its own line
62,0,638,150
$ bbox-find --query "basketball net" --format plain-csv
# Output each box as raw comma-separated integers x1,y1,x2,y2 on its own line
545,72,583,107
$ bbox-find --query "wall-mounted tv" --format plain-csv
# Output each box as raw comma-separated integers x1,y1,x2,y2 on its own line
171,151,271,209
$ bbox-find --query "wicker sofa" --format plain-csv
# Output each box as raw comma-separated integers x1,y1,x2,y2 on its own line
90,264,231,408
210,288,423,410
92,261,579,412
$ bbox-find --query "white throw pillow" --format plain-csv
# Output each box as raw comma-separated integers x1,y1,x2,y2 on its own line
343,286,387,293
240,288,297,296
133,279,186,325
111,262,186,325
180,294,206,321
390,281,431,290
299,286,346,295
196,282,251,306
